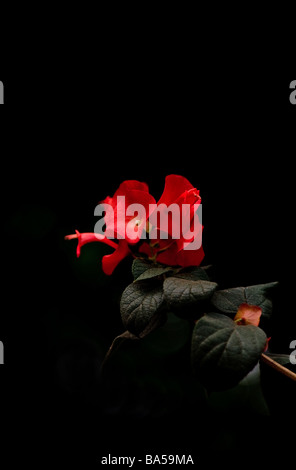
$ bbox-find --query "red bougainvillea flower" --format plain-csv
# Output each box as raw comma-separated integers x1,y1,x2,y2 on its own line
234,303,263,326
139,175,204,267
101,180,156,244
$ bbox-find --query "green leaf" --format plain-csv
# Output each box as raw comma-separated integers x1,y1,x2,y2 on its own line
263,352,291,366
211,282,278,318
174,266,211,281
132,259,173,281
191,312,267,390
132,259,152,280
135,266,173,282
163,277,218,308
120,281,166,337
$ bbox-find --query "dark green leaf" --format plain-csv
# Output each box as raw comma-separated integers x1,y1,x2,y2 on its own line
120,282,166,336
163,277,218,308
191,312,267,390
263,352,291,366
135,266,173,282
132,259,173,281
174,266,211,281
211,282,278,318
132,259,152,280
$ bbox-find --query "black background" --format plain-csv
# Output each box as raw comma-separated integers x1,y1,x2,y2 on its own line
1,31,295,468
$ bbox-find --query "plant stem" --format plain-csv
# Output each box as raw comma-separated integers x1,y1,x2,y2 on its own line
261,353,296,381
100,331,138,373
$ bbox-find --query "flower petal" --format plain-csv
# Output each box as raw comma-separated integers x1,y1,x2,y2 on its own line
102,240,131,275
176,245,205,268
114,180,149,196
157,175,194,207
152,176,201,238
65,230,117,257
104,189,156,243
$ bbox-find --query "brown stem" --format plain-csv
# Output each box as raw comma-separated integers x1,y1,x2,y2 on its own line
261,353,296,381
100,331,138,373
100,335,126,371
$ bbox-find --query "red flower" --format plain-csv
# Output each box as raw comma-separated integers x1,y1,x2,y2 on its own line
65,175,205,275
101,240,131,276
102,180,156,244
65,180,154,275
139,175,204,267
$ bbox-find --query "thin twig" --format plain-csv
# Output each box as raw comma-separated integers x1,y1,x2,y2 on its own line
100,331,138,373
261,353,296,381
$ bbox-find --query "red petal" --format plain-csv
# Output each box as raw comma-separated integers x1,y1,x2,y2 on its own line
101,180,150,211
153,176,200,238
157,175,194,207
65,230,117,257
176,245,205,267
156,243,179,265
114,180,149,197
104,189,156,244
102,240,131,275
139,226,204,268
138,242,152,258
